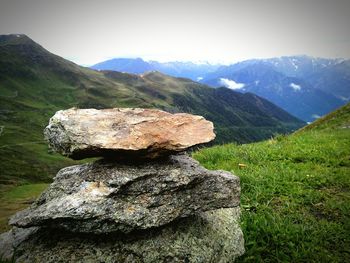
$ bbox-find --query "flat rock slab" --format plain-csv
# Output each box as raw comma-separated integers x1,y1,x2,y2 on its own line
1,208,244,263
10,155,240,234
44,108,215,159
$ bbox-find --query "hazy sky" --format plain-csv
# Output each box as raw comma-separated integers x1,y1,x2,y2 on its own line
0,0,349,65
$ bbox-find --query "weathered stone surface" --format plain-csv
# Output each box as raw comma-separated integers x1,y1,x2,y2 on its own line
44,108,215,159
0,227,39,260
10,154,240,233
1,208,245,263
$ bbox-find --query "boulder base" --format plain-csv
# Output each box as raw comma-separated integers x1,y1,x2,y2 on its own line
10,155,240,233
1,208,245,263
44,108,215,159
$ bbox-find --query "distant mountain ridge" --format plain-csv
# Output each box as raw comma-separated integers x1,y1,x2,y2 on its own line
91,58,219,80
91,58,153,74
0,34,304,184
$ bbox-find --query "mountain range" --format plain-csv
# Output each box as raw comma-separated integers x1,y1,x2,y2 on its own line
201,56,349,122
93,56,350,122
0,34,303,184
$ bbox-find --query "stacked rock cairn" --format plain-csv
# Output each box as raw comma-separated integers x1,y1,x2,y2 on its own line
0,108,244,262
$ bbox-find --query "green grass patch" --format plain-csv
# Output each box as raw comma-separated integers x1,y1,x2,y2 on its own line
1,183,48,201
0,184,48,233
193,128,350,262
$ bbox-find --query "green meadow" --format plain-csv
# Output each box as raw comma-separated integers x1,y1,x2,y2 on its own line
194,103,350,262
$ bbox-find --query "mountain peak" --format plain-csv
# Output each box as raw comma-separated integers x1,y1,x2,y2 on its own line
91,57,152,74
0,34,50,58
140,70,171,81
0,34,35,46
141,70,164,76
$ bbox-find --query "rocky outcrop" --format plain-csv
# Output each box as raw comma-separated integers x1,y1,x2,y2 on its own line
1,108,244,262
44,108,215,159
10,155,240,233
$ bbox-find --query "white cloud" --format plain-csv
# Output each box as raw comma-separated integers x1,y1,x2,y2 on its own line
197,77,203,81
312,114,321,119
219,78,245,90
289,83,301,91
339,96,350,101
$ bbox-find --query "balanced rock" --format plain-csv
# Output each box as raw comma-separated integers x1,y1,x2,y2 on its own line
2,108,245,262
1,208,245,263
10,154,240,234
44,108,215,159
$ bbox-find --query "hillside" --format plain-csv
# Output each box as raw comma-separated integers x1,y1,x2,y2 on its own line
297,102,350,132
0,34,304,185
193,103,350,262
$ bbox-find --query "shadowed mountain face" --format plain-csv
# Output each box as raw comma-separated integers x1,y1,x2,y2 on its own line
0,34,304,183
200,56,349,122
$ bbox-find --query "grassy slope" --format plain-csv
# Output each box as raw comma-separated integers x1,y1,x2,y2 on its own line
193,103,350,262
297,103,350,132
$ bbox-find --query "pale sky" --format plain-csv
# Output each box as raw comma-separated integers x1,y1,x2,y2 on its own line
0,0,349,65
